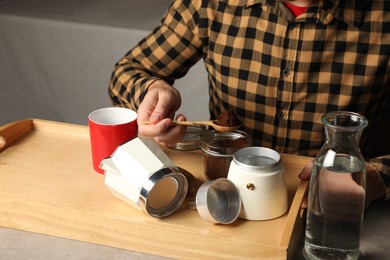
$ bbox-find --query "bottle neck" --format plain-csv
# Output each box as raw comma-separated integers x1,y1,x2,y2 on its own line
325,126,363,155
321,111,368,157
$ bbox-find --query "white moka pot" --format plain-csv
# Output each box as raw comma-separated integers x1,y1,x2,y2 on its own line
100,137,188,218
227,147,288,221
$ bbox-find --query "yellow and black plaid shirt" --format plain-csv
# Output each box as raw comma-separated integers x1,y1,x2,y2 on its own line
109,0,390,196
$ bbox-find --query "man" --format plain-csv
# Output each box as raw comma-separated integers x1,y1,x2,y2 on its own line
109,0,389,207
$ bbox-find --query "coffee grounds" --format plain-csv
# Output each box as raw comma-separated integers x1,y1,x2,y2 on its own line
203,154,232,180
214,110,241,127
203,137,249,180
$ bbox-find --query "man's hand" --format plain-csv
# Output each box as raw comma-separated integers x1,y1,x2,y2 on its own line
318,169,365,222
298,161,364,222
299,160,386,215
137,80,187,146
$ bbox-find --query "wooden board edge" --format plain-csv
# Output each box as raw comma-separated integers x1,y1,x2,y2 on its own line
280,180,309,259
31,118,89,135
0,202,288,260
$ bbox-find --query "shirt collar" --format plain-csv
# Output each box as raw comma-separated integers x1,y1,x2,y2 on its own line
244,0,364,27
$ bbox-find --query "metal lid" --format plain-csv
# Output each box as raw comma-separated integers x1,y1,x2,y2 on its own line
200,130,251,157
168,125,205,151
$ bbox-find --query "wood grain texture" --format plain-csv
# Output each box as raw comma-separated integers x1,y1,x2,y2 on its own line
0,119,312,259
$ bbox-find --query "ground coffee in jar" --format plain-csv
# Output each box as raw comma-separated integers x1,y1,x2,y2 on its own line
200,130,251,180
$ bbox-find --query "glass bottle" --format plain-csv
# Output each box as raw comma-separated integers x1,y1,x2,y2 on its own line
303,111,368,260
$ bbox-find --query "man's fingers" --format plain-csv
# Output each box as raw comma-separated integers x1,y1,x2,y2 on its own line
298,160,314,180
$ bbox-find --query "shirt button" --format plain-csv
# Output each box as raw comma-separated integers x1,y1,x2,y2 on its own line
276,111,284,119
282,68,290,77
290,23,297,29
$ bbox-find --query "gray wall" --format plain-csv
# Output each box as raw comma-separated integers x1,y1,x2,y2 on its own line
0,0,209,126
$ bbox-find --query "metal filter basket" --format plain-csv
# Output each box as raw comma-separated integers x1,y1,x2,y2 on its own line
194,178,241,224
140,168,188,218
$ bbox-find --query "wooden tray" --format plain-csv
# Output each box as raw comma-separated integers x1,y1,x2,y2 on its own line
0,119,311,259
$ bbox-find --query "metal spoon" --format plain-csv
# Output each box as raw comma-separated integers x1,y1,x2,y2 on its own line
142,120,241,132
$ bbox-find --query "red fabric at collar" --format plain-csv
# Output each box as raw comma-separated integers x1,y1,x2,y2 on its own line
284,2,309,17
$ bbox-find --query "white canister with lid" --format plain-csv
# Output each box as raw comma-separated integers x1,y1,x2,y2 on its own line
227,147,288,220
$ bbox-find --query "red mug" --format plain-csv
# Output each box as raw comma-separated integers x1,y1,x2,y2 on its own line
88,107,137,174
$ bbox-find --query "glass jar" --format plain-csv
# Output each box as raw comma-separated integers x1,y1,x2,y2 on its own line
200,130,251,180
168,125,205,151
303,111,368,260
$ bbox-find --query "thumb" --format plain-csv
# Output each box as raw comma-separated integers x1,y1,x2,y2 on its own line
175,113,187,122
298,160,314,180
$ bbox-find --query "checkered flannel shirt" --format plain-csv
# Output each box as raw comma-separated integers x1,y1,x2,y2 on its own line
109,0,390,198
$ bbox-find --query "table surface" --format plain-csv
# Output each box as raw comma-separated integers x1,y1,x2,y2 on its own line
1,201,389,260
